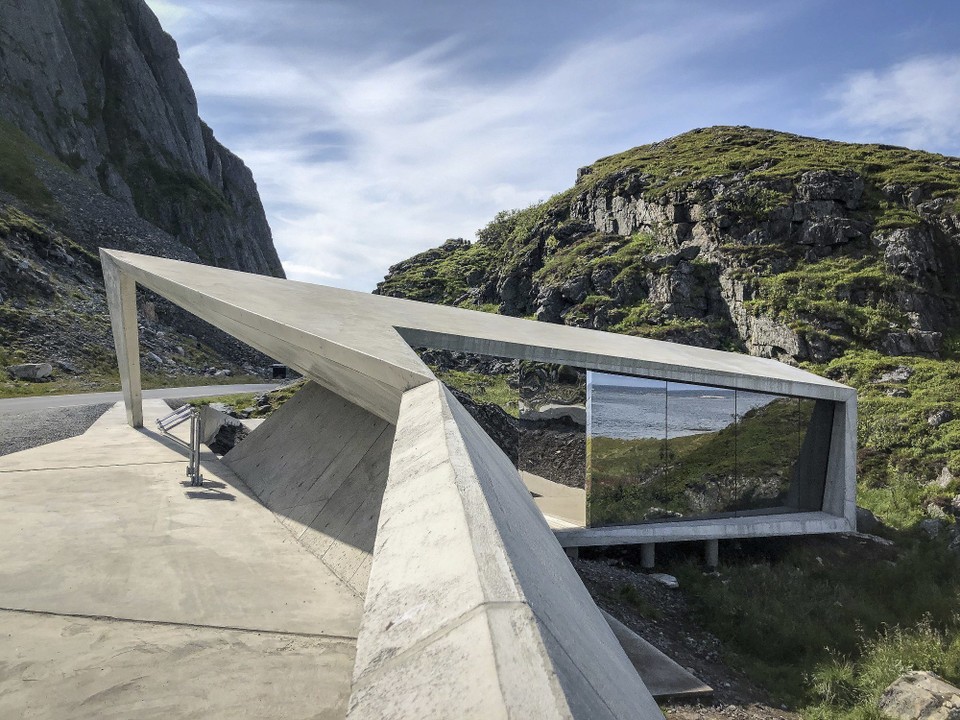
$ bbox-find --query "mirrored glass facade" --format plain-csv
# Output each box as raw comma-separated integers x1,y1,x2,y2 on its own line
416,349,588,527
586,371,832,527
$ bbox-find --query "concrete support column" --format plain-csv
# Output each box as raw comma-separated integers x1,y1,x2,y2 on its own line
564,546,579,561
102,254,143,428
705,539,719,569
640,543,655,570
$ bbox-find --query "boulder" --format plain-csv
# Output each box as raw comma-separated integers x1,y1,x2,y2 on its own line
879,671,960,720
929,410,954,428
856,506,886,535
877,366,913,383
209,422,249,456
7,363,53,381
648,573,680,590
54,359,80,374
934,467,956,489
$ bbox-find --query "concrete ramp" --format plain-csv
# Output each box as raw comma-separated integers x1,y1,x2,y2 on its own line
348,381,664,719
223,382,393,596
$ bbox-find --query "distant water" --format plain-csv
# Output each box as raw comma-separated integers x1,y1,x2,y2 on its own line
589,384,776,440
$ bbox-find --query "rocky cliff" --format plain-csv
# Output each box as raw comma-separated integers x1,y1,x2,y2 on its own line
379,127,960,364
377,126,960,525
0,0,284,392
0,0,282,276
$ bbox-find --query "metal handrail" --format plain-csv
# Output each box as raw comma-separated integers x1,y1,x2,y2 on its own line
157,405,193,433
156,405,204,487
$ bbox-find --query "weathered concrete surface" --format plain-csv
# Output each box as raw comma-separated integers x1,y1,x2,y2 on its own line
223,382,393,596
349,381,663,719
0,609,354,720
600,610,712,699
554,511,851,547
102,254,143,427
0,400,361,718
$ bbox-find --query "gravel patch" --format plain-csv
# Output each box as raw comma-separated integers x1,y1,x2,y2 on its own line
0,404,113,457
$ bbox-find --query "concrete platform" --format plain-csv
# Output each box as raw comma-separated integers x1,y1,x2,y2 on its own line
601,611,712,700
0,400,362,719
522,470,586,528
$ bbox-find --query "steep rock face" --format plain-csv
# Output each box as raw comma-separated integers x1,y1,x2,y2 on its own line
0,0,283,277
377,127,960,364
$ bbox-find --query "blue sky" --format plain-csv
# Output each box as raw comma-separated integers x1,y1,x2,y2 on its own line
145,0,960,291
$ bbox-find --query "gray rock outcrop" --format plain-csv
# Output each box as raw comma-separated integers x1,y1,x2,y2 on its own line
378,128,960,365
879,671,960,720
0,0,283,278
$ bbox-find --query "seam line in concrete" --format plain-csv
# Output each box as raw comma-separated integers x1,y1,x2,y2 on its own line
0,460,186,474
0,606,358,641
352,600,528,690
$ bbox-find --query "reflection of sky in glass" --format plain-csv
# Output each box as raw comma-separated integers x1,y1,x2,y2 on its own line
590,371,666,389
588,371,790,440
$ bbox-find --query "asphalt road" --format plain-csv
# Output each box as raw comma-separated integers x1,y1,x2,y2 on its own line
0,383,281,415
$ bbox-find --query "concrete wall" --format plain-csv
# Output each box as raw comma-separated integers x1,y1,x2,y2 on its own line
223,382,393,596
348,380,663,719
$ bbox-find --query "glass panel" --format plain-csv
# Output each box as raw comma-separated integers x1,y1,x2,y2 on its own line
665,382,738,518
586,372,667,526
416,348,519,463
734,391,801,514
786,398,831,511
519,362,587,528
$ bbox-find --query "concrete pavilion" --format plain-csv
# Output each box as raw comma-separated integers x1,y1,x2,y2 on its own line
96,249,857,719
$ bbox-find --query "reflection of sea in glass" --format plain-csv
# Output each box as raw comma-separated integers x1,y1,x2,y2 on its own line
586,370,832,527
586,376,666,526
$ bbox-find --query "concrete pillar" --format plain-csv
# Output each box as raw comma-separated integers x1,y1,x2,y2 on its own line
564,546,579,561
102,254,143,428
705,539,719,569
640,543,655,570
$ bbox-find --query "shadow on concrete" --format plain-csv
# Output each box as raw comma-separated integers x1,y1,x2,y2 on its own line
185,489,236,501
138,426,193,458
181,479,228,490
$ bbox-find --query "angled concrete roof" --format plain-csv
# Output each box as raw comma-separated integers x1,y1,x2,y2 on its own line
102,249,852,426
100,250,855,719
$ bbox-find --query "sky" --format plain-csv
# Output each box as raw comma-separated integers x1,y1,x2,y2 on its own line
145,0,960,292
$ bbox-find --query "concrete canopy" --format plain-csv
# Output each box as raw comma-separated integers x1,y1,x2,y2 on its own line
101,249,857,718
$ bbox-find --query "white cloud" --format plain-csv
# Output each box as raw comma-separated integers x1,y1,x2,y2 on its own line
144,0,190,32
174,3,776,290
828,54,960,152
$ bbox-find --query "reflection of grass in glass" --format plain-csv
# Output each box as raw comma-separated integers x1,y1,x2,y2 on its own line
588,398,810,525
434,369,519,417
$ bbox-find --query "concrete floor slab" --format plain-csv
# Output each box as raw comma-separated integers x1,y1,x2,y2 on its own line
0,400,362,718
0,609,354,720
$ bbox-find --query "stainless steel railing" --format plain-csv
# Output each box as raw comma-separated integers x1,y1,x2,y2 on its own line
156,405,204,487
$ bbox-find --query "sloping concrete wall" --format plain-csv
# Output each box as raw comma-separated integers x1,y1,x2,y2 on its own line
223,382,393,596
348,380,663,719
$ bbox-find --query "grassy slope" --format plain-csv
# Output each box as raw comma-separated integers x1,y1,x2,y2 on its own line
379,127,960,348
